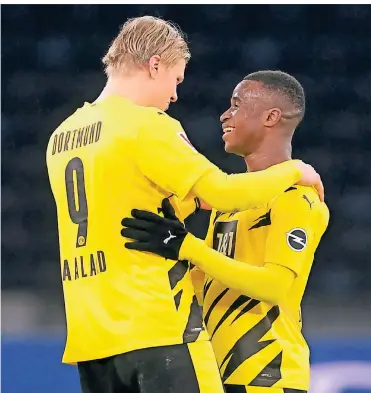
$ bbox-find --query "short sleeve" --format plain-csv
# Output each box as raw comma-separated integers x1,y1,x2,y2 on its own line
136,111,216,200
264,188,328,276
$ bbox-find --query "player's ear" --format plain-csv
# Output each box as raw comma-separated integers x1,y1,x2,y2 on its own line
264,108,281,128
149,55,161,79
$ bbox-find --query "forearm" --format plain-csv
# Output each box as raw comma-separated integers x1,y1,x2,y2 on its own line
191,160,301,212
180,234,295,304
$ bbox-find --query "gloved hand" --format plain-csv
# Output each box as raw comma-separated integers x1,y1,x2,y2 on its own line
121,198,188,260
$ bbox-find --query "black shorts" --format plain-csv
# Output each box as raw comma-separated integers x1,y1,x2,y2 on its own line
78,341,224,393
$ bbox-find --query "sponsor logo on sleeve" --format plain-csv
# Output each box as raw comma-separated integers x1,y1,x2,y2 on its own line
286,228,307,251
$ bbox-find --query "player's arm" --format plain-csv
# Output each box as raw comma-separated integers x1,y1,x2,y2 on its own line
182,241,295,305
180,190,329,304
136,112,323,212
190,162,324,212
122,193,329,305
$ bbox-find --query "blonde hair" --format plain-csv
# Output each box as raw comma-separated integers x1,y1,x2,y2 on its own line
102,16,190,75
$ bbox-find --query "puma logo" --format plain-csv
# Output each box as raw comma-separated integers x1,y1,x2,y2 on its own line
303,195,314,209
164,231,177,244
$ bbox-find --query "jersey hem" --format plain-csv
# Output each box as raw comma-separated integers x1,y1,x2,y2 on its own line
62,335,209,364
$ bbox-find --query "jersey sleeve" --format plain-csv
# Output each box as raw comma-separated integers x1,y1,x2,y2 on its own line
264,188,329,276
181,233,296,304
136,111,216,200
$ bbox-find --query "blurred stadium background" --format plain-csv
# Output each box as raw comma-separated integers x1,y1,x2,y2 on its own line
2,4,371,393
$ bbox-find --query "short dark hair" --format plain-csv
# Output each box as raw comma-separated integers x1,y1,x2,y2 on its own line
243,70,305,120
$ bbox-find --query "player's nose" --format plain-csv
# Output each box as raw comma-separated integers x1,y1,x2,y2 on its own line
220,108,230,123
170,92,178,103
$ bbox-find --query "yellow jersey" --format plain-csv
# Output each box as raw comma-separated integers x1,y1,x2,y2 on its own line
46,95,215,363
195,186,329,390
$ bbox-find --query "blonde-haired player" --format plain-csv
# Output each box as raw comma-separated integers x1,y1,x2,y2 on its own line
47,16,323,393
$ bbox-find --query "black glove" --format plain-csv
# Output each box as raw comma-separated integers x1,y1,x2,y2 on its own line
121,198,188,260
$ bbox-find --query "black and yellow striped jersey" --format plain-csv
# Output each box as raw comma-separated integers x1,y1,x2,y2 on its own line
194,186,329,390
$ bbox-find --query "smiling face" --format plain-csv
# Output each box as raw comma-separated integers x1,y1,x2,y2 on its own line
220,80,280,157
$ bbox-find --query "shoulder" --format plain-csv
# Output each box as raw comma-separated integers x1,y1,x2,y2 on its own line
102,99,182,134
140,107,182,131
137,108,195,152
270,185,321,209
270,185,330,228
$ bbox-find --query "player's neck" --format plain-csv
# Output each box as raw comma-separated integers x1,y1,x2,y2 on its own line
95,75,154,107
244,139,292,172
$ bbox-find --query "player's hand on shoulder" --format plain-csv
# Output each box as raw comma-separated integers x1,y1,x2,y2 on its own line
121,198,188,260
293,160,324,202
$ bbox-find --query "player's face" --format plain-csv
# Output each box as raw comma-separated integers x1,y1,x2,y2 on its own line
220,81,266,157
153,58,185,111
